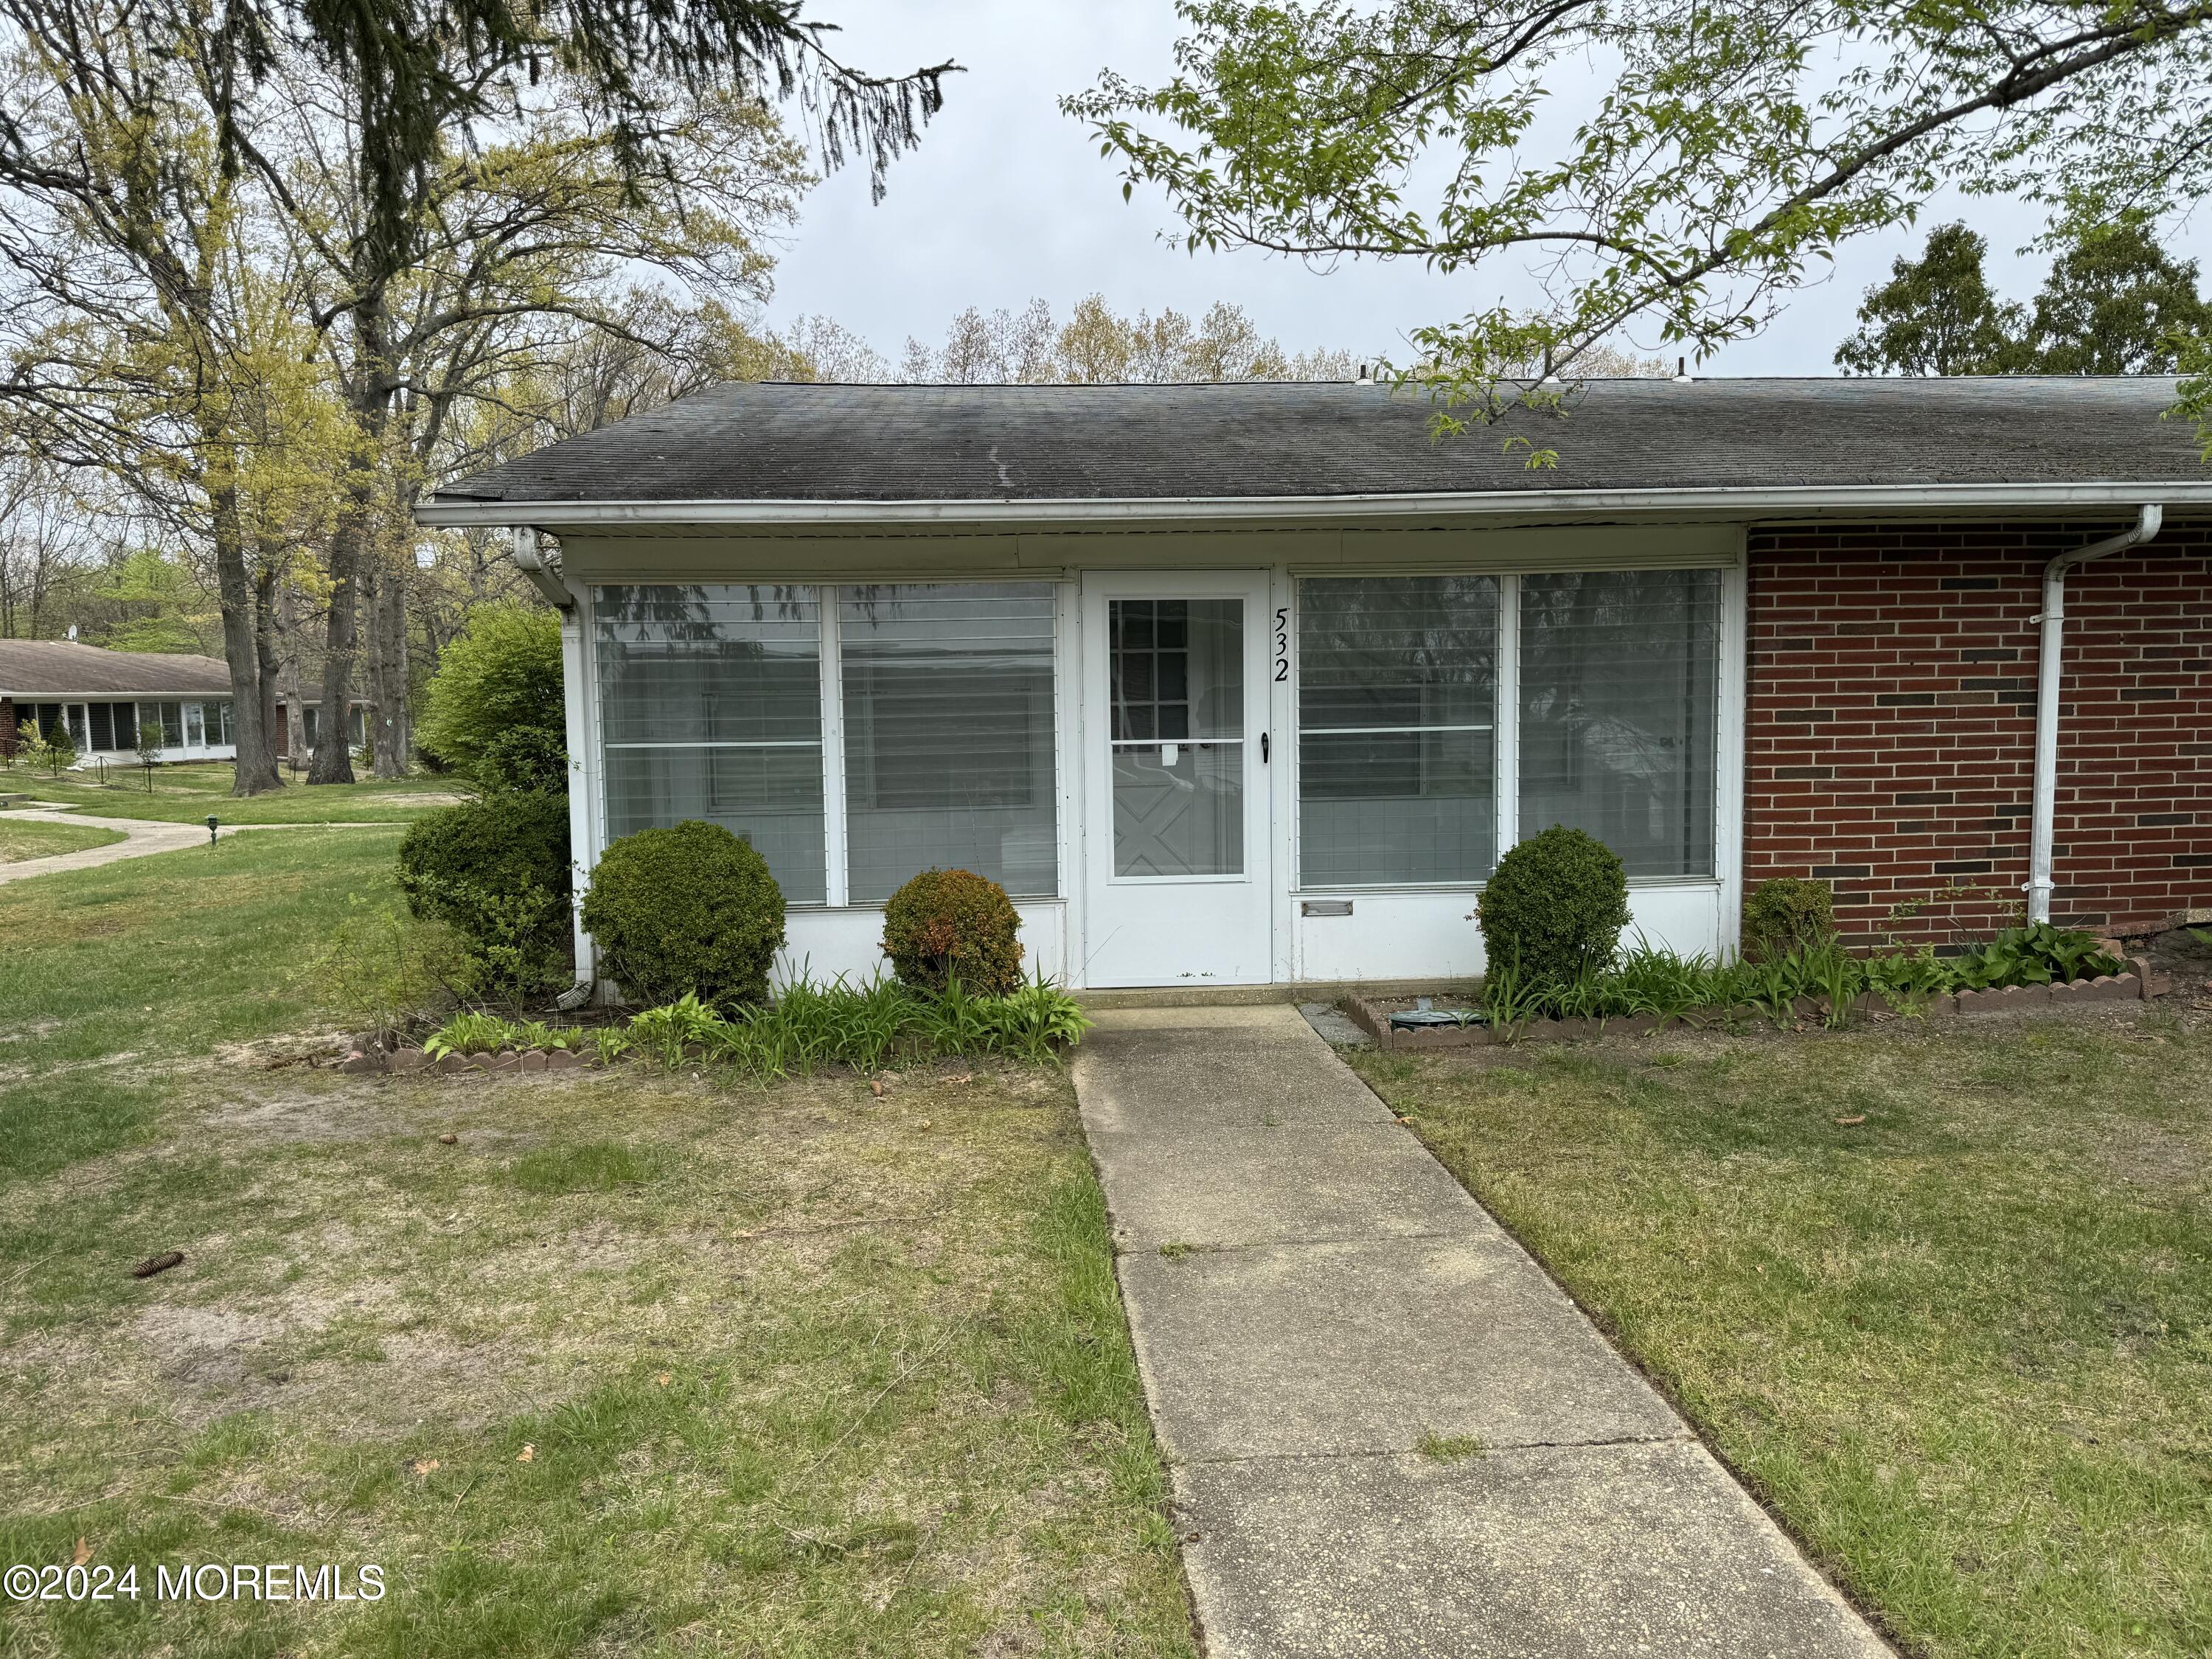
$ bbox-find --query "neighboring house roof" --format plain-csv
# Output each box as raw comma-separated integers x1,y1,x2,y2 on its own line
0,640,232,698
418,377,2212,526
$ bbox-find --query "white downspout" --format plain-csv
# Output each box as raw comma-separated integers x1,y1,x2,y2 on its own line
2027,504,2163,923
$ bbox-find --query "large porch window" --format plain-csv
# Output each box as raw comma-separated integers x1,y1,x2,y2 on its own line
594,582,1061,905
1298,576,1498,886
1296,567,1721,886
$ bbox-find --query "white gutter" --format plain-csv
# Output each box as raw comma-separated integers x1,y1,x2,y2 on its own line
414,479,2212,530
2027,504,2164,924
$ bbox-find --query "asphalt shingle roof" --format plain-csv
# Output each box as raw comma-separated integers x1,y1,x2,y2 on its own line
0,640,233,698
428,377,2207,507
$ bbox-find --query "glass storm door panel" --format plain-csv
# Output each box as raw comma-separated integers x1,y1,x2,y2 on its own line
1109,598,1245,877
184,704,206,746
1081,574,1273,987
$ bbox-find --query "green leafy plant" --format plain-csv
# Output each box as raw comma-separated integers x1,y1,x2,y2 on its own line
591,1027,632,1066
1475,826,1631,990
881,868,1026,998
416,601,568,792
581,821,785,1011
1742,877,1835,962
627,992,726,1068
302,894,469,1043
1947,922,2123,991
977,973,1091,1063
423,1010,519,1060
1479,945,1547,1041
509,1020,586,1052
397,792,573,996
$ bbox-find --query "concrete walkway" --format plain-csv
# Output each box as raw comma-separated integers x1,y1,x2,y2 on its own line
1073,1004,1891,1659
0,807,394,886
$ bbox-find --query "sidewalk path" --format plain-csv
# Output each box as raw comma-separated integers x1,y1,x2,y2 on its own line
0,807,397,887
1073,1004,1891,1659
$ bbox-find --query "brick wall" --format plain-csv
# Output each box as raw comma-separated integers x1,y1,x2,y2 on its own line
0,696,13,757
1745,518,2212,945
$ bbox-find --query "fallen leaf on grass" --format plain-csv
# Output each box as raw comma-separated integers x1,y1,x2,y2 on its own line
515,1444,535,1464
919,1119,933,1130
945,1073,972,1086
72,1538,92,1566
655,1373,672,1387
1834,1115,1867,1127
438,1133,458,1145
412,1459,440,1477
869,1079,886,1099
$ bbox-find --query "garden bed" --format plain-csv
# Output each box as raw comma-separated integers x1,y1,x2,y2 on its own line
1347,961,2161,1051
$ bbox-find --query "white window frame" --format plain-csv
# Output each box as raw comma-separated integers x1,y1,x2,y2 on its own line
1288,563,1731,893
589,577,1068,913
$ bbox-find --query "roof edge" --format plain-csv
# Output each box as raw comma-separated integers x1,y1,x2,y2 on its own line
416,479,2212,531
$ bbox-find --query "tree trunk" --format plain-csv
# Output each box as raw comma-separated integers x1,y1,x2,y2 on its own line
311,298,393,785
372,552,409,777
252,556,285,785
212,476,281,797
308,457,367,784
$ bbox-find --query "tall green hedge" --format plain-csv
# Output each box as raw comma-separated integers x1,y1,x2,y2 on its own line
396,791,572,994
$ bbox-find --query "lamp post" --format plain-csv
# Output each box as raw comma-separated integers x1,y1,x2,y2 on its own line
207,814,219,847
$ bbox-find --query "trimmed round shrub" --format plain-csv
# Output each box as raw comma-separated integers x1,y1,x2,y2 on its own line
1742,876,1836,961
581,821,785,1009
1475,825,1632,987
396,791,572,992
881,869,1024,998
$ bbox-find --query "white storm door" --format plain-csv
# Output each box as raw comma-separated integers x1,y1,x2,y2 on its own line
1080,572,1273,987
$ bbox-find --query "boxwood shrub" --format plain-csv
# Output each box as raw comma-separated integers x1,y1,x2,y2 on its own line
580,821,785,1009
395,791,571,993
1476,825,1632,987
1742,876,1837,961
880,868,1025,998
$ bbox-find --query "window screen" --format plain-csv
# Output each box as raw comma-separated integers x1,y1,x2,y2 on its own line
1298,576,1498,886
595,584,827,903
840,584,1057,901
139,702,184,747
1519,569,1721,878
88,703,114,751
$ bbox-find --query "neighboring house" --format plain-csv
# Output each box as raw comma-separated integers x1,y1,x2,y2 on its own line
0,639,238,765
417,378,2212,992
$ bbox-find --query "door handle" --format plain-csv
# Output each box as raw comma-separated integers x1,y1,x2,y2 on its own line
1261,731,1270,764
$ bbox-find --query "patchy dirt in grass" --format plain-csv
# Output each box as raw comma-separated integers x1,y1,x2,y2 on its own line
2095,1119,2208,1192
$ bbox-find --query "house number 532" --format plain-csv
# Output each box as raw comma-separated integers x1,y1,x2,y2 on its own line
1273,607,1289,682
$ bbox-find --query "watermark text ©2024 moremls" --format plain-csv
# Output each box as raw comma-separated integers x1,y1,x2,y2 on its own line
6,1561,386,1604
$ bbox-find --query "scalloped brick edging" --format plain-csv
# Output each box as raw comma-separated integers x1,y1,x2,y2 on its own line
335,1046,593,1076
1349,964,2155,1053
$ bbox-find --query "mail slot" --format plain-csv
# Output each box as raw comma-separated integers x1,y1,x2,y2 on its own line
1300,900,1354,917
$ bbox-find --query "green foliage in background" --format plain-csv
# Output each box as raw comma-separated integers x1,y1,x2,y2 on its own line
416,602,568,791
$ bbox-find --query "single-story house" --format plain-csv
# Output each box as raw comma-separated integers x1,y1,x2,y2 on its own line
415,377,2212,992
0,639,240,764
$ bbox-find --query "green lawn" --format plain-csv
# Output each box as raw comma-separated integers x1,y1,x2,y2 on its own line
0,817,125,862
0,834,1193,1657
1351,1022,2212,1659
4,759,457,824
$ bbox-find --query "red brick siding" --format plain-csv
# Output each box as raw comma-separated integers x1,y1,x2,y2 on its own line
0,696,13,758
1745,518,2212,945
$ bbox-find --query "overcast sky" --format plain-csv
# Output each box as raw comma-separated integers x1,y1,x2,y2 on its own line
762,3,2209,378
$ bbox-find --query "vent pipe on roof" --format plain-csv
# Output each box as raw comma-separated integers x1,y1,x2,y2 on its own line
1355,362,1372,385
2026,504,2163,924
1672,356,1692,383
